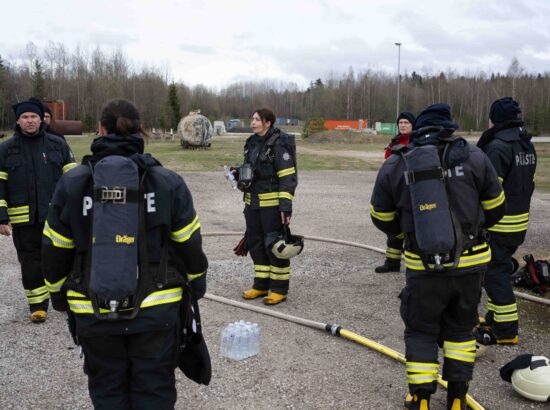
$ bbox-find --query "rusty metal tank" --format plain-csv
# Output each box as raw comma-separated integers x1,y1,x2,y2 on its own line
177,110,213,148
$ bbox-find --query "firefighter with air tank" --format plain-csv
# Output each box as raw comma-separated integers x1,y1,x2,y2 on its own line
370,104,505,409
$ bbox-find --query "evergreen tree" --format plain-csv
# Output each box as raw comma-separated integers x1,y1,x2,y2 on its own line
32,59,46,99
167,83,181,130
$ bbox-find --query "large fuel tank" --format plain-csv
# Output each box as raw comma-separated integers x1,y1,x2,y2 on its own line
177,110,213,149
51,120,83,136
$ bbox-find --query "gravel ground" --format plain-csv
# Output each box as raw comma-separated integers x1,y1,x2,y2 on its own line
1,170,550,410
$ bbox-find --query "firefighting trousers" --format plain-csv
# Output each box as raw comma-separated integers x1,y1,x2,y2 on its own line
399,269,483,395
244,206,290,294
483,241,519,338
79,326,178,410
385,234,404,261
12,223,49,312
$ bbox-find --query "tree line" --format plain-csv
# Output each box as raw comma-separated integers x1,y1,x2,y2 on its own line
1,42,550,133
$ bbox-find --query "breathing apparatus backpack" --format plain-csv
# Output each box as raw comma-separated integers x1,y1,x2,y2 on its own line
85,155,157,320
511,254,550,294
402,135,466,271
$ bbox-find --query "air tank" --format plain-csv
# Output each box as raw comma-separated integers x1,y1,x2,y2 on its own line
177,110,213,149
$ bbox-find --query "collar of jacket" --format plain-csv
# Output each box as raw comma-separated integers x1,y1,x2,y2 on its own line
477,119,526,149
411,126,455,146
90,133,145,160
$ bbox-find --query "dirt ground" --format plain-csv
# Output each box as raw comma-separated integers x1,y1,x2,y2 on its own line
1,170,550,409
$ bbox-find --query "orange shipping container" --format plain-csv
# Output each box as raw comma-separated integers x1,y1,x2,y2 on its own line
324,119,368,130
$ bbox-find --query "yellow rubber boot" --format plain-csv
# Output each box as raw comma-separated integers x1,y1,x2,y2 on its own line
30,310,47,323
404,393,430,410
263,292,287,305
242,289,268,300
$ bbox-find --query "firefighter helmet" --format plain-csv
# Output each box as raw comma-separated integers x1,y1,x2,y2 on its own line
269,225,304,259
511,356,550,402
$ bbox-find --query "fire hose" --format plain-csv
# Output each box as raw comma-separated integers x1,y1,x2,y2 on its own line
203,232,502,409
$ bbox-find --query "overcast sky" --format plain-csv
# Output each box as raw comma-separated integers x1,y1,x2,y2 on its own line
2,0,549,89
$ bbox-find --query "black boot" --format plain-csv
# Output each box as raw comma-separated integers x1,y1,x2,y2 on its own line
404,390,431,409
375,258,401,273
447,381,468,410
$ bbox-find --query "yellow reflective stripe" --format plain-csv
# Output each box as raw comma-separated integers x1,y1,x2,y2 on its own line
370,204,396,222
43,221,75,249
444,350,475,363
0,171,7,180
255,264,270,278
407,374,439,384
10,215,30,224
488,302,517,313
481,190,505,210
258,192,279,200
500,213,529,223
498,176,504,183
0,199,7,208
404,246,491,270
68,299,94,314
405,362,439,373
259,199,279,207
171,215,200,243
140,288,183,308
8,205,29,215
26,285,49,304
67,290,86,298
278,192,294,201
488,222,528,233
270,273,290,280
494,313,519,322
270,266,290,274
62,162,77,173
396,232,405,239
277,167,296,178
456,247,491,267
386,247,402,259
45,276,67,293
187,271,205,281
443,340,476,350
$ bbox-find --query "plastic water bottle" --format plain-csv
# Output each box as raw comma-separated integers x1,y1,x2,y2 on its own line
223,165,238,189
220,321,260,360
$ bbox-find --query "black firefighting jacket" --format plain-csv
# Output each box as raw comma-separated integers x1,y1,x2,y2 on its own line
478,121,536,247
0,124,76,226
242,128,297,212
371,127,506,274
42,134,208,336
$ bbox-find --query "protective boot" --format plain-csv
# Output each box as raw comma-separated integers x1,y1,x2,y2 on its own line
447,381,468,410
473,326,518,345
242,289,268,300
263,292,287,305
404,391,430,410
30,310,47,323
375,258,401,273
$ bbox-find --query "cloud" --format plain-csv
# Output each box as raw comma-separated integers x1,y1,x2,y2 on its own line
179,43,218,55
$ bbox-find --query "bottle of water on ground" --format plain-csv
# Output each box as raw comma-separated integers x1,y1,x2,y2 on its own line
220,320,260,360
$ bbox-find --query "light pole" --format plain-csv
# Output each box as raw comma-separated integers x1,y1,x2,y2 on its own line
395,42,401,120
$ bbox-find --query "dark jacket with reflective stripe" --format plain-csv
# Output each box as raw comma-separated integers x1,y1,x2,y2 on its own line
370,128,505,275
42,135,208,336
478,122,536,246
242,128,297,211
0,124,75,226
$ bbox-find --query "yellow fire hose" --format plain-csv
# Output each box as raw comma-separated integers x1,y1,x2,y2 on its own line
205,293,485,410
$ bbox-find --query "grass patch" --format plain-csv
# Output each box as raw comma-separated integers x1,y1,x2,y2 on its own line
66,135,550,190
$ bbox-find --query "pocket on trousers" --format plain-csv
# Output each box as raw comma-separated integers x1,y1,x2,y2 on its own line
398,287,410,325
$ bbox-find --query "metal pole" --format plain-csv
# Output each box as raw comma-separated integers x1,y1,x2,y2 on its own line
395,42,401,119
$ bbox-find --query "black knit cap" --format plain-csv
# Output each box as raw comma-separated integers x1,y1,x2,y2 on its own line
28,96,51,116
489,97,521,124
396,111,415,125
414,103,458,130
12,98,44,120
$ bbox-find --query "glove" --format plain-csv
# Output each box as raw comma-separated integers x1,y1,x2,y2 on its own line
233,233,248,257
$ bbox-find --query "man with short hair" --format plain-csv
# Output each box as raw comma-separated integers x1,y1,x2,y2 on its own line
42,103,65,140
475,97,537,345
0,98,76,323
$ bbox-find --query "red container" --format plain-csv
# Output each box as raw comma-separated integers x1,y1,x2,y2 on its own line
324,119,368,130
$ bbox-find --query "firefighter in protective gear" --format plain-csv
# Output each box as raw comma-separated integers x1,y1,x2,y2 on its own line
376,111,415,273
370,104,505,409
475,97,536,345
42,99,208,408
0,98,75,323
237,108,297,305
